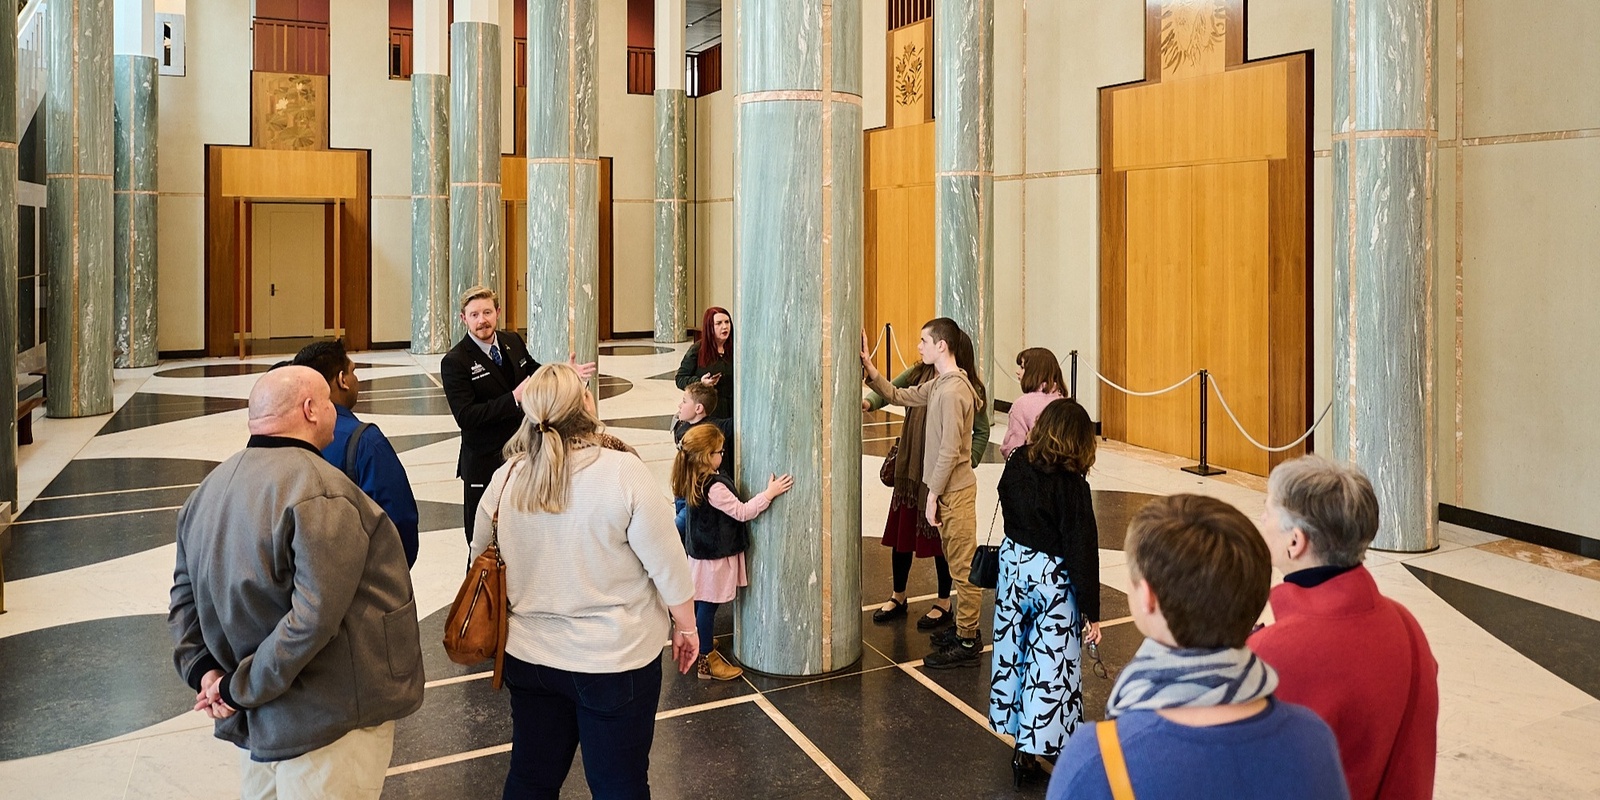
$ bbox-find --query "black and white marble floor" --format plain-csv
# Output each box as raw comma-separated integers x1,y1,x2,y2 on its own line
1,345,1597,798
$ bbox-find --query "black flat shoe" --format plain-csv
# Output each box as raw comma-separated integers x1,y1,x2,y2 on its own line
871,597,908,623
917,604,952,630
1012,749,1044,789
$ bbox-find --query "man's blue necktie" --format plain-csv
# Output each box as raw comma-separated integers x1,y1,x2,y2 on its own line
490,344,503,366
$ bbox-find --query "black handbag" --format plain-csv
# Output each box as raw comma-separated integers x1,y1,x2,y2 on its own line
968,493,1002,590
879,440,899,487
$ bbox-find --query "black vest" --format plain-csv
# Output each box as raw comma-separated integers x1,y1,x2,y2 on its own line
685,474,749,560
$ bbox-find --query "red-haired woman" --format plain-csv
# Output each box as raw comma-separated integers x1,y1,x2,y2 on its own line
675,307,734,419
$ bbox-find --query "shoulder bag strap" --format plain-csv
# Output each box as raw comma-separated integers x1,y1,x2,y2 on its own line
1096,720,1136,800
343,422,372,482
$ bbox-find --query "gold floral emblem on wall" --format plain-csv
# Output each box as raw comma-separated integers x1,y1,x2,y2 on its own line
1160,0,1228,76
893,43,925,107
259,74,326,150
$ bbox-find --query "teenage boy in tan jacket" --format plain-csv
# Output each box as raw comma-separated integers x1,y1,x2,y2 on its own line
862,318,985,668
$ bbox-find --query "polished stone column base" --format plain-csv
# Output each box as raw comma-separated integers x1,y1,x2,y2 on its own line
113,54,157,369
653,89,689,343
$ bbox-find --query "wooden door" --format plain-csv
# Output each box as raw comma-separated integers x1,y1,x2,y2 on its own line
1123,167,1197,458
599,156,614,340
250,203,327,339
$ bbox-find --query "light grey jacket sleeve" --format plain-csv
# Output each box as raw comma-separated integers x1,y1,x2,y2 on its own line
221,495,368,709
620,457,695,607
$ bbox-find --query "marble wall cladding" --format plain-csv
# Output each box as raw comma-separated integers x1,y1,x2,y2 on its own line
46,0,116,418
449,21,502,341
1332,137,1434,552
523,0,599,371
411,73,452,354
827,99,866,662
934,0,995,408
654,89,689,343
740,0,822,92
1,6,17,505
113,55,158,368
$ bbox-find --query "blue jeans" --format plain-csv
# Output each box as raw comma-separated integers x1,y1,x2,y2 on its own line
674,496,688,539
501,655,662,800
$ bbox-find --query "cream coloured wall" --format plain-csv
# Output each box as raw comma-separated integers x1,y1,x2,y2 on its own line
154,0,252,352
599,0,658,334
1440,0,1600,540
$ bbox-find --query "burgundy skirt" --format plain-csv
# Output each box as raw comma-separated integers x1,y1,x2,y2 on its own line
880,498,944,558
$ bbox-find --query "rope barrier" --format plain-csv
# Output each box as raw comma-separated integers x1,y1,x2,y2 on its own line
1208,378,1334,453
1095,370,1199,397
888,324,912,372
866,325,886,361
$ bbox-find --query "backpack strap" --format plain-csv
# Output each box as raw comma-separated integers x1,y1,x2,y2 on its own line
343,422,373,483
1096,720,1136,800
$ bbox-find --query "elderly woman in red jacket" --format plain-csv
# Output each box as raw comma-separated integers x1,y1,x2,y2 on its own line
1249,456,1440,800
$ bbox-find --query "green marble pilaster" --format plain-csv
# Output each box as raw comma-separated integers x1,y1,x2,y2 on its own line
412,73,452,354
525,0,599,372
653,89,690,343
1331,0,1436,552
0,5,18,508
113,54,157,368
449,21,501,341
933,0,994,411
733,0,863,677
46,0,115,418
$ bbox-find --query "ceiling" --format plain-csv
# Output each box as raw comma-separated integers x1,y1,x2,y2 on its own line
684,0,721,54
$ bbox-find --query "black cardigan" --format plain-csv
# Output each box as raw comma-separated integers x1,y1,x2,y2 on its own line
995,446,1101,622
675,342,734,419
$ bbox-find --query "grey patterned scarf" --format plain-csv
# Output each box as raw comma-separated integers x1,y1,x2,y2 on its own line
1105,639,1279,718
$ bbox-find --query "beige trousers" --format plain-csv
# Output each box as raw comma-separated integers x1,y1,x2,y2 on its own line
239,721,395,800
937,483,982,638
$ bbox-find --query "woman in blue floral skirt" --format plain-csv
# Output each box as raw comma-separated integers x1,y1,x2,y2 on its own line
988,398,1102,787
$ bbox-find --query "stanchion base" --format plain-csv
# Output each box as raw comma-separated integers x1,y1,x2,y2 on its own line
1182,464,1228,477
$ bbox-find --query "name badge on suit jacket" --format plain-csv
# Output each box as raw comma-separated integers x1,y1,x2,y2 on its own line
470,362,493,381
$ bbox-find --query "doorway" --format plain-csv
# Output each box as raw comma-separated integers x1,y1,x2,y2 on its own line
250,203,327,340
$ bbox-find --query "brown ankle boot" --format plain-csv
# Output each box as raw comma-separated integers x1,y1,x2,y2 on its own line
697,650,744,681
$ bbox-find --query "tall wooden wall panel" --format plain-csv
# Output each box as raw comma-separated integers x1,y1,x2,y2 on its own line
1098,0,1308,476
864,121,935,369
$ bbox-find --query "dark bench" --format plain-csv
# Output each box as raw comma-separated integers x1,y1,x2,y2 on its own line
17,395,43,446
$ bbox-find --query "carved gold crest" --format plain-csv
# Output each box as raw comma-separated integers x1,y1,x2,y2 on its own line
1160,0,1228,74
893,43,924,107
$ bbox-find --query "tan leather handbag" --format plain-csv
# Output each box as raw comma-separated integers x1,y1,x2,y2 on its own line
442,493,509,689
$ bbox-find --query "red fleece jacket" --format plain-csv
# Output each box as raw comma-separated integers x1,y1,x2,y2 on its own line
1249,565,1439,800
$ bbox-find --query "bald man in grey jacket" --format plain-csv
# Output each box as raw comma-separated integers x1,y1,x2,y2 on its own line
169,366,424,799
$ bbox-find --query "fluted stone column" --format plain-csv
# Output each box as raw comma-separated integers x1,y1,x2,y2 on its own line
1332,0,1436,552
0,6,20,508
47,0,115,418
733,0,863,676
113,0,158,368
652,0,690,343
933,0,994,409
449,0,501,341
525,0,599,372
412,0,452,353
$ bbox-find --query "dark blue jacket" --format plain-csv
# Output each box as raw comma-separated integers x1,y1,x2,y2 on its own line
321,404,420,567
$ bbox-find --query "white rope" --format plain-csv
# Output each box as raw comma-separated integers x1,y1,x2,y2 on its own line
1095,370,1199,397
1209,377,1334,453
888,324,912,372
866,325,886,361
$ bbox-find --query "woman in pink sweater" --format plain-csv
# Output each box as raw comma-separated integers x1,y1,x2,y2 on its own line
1001,348,1066,458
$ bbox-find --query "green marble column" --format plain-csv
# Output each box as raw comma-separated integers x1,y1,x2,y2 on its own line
933,0,994,410
449,20,501,341
652,0,689,343
525,0,599,372
653,90,690,343
47,0,115,418
1332,0,1436,552
0,7,19,509
113,54,157,368
413,73,452,353
734,0,863,676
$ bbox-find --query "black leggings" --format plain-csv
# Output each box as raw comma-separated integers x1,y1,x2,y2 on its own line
892,550,952,599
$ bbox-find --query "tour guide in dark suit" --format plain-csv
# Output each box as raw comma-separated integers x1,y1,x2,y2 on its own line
441,286,596,543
